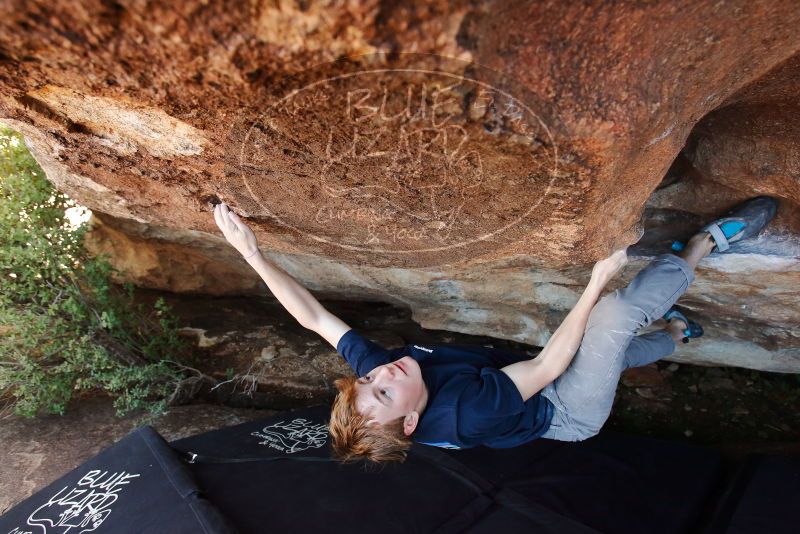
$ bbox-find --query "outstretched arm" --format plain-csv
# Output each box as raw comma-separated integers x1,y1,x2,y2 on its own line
500,249,628,402
213,202,351,348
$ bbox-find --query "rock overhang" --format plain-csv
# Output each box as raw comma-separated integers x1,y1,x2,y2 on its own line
0,0,798,371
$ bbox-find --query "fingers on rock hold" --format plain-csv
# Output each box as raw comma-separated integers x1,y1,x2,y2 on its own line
228,210,242,224
227,210,249,232
213,204,224,228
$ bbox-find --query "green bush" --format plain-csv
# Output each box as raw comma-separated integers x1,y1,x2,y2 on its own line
0,125,190,420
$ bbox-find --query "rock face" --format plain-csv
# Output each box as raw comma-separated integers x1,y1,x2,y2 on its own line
1,1,798,371
85,213,800,373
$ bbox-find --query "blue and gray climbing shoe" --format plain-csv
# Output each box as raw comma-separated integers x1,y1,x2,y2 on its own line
663,306,703,344
701,196,778,253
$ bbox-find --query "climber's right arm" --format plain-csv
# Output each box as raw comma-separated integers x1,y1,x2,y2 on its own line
245,251,352,346
244,252,334,329
214,202,350,343
304,310,352,351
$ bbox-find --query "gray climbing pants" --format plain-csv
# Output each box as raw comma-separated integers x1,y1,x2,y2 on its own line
539,253,695,441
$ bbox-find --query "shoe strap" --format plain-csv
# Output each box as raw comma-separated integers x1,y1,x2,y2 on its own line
664,308,687,323
704,222,730,252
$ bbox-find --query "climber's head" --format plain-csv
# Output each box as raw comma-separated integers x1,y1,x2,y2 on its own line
329,355,428,464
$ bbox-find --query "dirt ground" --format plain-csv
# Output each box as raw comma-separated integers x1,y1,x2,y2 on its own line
609,359,800,457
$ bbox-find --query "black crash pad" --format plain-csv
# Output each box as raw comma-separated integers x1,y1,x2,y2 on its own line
7,404,797,534
170,405,722,534
704,454,800,534
0,425,235,534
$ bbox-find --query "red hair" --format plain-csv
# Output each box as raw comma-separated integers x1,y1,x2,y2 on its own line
328,375,412,464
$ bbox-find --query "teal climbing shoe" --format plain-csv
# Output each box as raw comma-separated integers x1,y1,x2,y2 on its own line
663,306,704,344
701,196,778,253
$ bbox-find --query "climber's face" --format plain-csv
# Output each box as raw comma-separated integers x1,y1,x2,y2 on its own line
354,356,427,435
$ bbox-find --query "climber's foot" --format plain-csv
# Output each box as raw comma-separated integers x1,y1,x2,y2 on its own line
676,196,779,269
679,232,716,269
702,196,779,253
663,306,704,344
666,319,689,344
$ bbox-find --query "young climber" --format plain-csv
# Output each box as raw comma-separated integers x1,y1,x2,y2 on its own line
212,196,778,463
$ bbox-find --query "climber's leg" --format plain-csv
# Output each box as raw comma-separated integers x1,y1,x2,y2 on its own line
620,312,701,368
541,197,778,442
539,253,697,441
622,330,676,369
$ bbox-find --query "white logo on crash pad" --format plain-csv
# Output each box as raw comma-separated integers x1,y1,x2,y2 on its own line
13,469,140,534
251,418,328,454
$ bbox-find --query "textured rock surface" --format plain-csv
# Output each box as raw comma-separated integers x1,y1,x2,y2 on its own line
86,214,800,372
1,1,799,370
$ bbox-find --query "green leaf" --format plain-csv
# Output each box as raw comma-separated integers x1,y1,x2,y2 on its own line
0,125,191,419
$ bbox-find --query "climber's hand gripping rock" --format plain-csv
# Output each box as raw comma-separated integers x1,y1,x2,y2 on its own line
213,202,260,260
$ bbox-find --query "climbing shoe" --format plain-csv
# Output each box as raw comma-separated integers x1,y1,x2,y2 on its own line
701,196,778,252
663,306,704,344
671,196,778,253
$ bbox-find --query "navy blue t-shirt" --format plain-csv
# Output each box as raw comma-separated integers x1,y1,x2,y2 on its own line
336,328,554,450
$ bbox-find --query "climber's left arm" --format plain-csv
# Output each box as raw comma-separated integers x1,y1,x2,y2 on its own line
500,278,605,401
500,249,628,401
